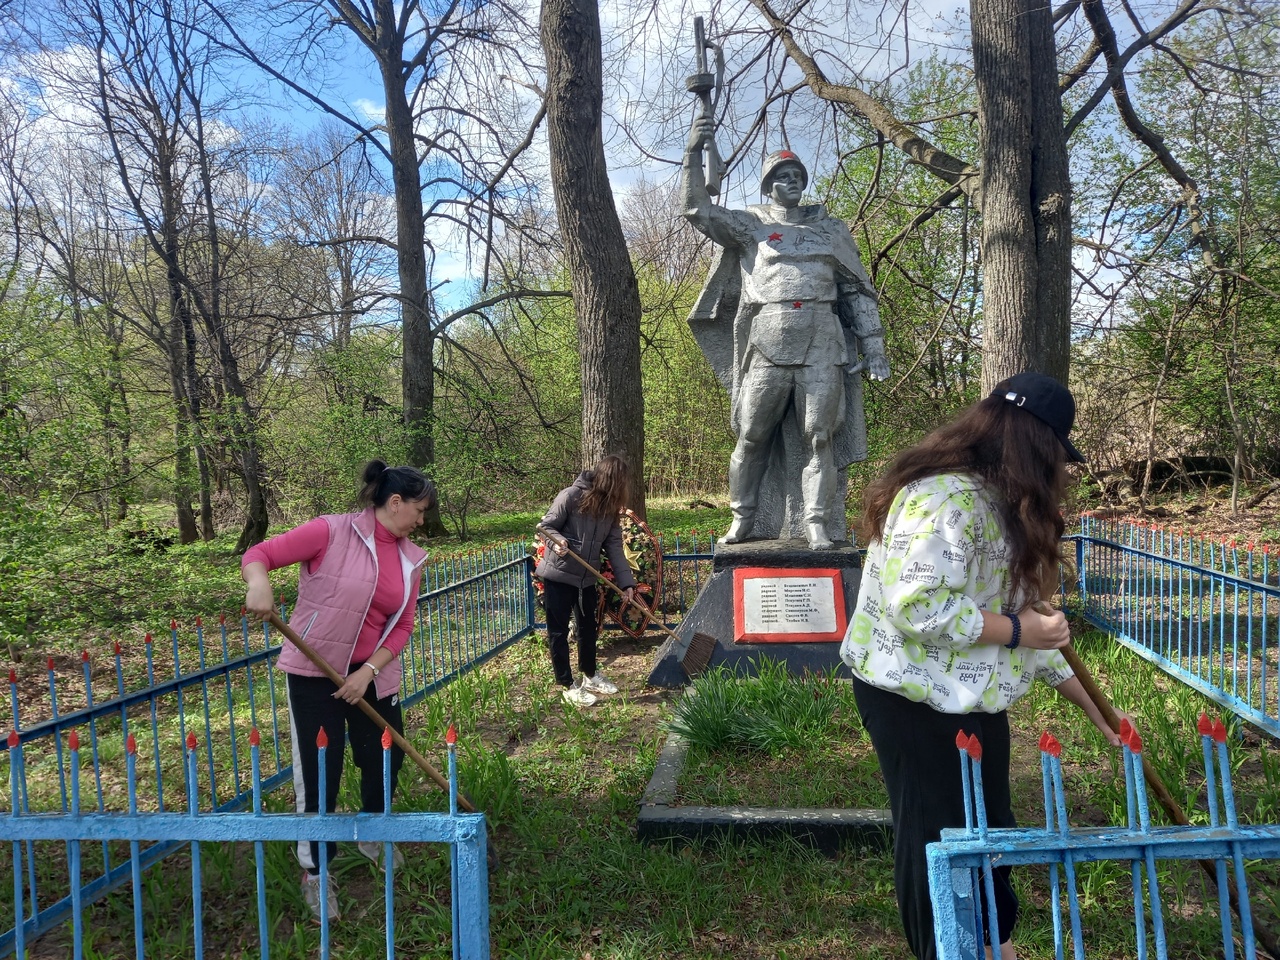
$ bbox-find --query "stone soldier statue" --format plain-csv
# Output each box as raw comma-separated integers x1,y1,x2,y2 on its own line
682,114,890,550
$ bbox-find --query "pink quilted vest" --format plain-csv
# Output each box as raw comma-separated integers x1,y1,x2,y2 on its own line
275,509,428,700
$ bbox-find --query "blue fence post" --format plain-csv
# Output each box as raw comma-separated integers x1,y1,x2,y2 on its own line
447,725,490,960
383,728,395,960
185,733,205,960
249,727,270,960
126,734,144,960
9,732,23,960
69,730,83,960
317,726,332,960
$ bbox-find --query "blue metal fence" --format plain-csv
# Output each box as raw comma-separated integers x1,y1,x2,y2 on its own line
1073,516,1280,738
0,536,710,953
0,542,531,955
928,715,1272,959
3,722,488,959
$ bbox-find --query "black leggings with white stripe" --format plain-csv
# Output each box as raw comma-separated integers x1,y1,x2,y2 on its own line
286,671,405,874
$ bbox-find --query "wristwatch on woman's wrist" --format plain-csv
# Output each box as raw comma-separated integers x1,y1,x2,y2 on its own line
365,662,380,678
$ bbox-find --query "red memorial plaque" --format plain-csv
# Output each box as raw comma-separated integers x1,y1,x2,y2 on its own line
732,567,846,643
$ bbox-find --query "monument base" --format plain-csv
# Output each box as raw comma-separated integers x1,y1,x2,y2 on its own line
647,539,861,688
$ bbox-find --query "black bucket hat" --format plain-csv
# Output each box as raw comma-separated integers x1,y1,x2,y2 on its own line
992,371,1086,464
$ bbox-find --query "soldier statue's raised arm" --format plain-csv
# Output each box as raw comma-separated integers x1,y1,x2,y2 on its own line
681,114,890,551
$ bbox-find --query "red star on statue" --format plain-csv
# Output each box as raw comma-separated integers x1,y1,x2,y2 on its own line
793,301,804,308
767,232,783,243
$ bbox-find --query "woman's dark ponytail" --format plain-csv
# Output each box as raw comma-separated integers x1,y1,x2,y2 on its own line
357,460,436,509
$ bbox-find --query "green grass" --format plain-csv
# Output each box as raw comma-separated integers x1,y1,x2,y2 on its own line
9,511,1280,958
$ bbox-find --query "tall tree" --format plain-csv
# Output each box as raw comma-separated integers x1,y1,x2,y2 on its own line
735,0,1243,388
208,0,554,535
971,0,1071,387
540,0,646,513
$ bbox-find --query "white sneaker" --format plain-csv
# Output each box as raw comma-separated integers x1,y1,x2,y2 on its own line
301,870,340,923
580,673,618,696
358,840,405,872
562,683,598,707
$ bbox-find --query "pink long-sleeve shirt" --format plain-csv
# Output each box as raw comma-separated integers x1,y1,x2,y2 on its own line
242,517,415,663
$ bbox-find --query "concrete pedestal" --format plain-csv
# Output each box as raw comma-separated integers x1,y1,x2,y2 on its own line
647,539,862,688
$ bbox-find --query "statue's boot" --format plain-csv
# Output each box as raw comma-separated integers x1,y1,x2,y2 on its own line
723,445,765,543
802,441,838,551
805,522,835,551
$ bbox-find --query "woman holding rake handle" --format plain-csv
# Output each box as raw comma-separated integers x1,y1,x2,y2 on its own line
840,372,1129,960
242,460,435,922
535,455,637,707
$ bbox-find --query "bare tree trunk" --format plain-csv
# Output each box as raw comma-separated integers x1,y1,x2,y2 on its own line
167,314,199,544
369,0,446,535
972,0,1072,390
540,0,646,516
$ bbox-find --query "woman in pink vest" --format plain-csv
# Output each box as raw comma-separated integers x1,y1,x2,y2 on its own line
242,460,433,922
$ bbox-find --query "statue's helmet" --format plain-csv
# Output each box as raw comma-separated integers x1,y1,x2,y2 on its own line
760,150,808,195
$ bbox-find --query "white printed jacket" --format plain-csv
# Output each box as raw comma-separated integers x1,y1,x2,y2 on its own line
840,473,1073,713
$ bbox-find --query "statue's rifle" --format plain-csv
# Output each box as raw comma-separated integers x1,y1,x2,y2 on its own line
687,16,725,196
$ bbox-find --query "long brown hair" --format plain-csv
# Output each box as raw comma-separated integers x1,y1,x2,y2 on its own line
578,455,631,519
860,392,1068,601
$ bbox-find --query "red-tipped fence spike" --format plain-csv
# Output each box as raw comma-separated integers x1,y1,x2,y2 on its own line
316,727,328,749
114,641,122,655
126,734,137,755
1198,713,1213,736
186,732,197,751
7,669,14,685
47,657,55,671
1119,717,1133,739
170,619,177,630
81,650,89,662
1129,731,1144,753
966,734,982,761
249,728,260,747
1039,731,1052,752
240,606,246,617
196,616,202,627
69,730,80,751
1044,734,1062,758
1212,719,1228,743
382,728,393,750
144,633,152,645
446,724,458,745
955,730,969,750
7,731,17,748
219,613,226,625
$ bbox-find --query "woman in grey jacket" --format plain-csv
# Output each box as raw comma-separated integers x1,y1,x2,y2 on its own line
536,456,637,706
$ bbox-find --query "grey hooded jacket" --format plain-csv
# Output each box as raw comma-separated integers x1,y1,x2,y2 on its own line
535,471,637,590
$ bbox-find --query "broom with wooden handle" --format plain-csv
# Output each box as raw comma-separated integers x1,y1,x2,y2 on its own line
1033,600,1278,958
536,527,720,678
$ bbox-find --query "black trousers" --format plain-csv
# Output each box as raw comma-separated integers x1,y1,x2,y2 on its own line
543,580,598,687
286,671,405,873
853,677,1019,959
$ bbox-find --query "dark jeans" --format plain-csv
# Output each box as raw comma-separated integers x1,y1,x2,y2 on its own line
286,671,404,874
543,580,598,687
852,677,1018,959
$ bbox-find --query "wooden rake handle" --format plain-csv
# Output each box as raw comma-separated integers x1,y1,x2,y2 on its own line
1037,602,1280,958
266,611,476,814
537,528,687,648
